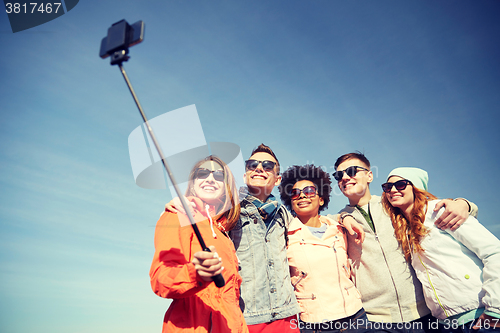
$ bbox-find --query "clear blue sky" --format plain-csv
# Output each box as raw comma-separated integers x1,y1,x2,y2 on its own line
1,1,499,332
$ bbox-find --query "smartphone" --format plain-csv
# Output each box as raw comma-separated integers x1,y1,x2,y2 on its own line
99,20,145,59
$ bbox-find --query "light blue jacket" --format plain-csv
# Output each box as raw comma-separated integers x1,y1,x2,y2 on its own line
229,197,300,325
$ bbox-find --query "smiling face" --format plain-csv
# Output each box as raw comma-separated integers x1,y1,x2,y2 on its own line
244,152,281,201
336,158,373,205
385,176,415,214
193,161,225,207
291,180,323,220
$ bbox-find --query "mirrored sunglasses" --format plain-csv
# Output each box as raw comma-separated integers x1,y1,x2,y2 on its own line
332,166,369,181
195,168,224,182
245,159,276,172
290,186,318,200
381,179,412,193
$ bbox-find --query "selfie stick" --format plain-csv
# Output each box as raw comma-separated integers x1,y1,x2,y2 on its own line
118,63,225,288
102,28,225,288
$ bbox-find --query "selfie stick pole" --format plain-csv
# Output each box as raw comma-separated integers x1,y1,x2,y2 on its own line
117,61,225,288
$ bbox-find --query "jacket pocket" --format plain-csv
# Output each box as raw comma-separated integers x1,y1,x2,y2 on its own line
291,271,308,291
296,292,316,300
344,284,362,299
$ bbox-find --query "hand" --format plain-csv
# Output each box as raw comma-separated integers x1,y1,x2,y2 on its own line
192,245,224,282
434,198,469,231
164,196,194,215
160,198,181,218
472,312,500,330
340,215,365,244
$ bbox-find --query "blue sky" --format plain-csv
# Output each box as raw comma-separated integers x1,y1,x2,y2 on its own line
1,1,500,332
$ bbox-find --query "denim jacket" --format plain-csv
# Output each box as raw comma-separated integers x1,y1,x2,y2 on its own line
229,196,300,325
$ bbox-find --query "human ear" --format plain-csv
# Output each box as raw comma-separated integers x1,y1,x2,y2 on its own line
366,170,374,184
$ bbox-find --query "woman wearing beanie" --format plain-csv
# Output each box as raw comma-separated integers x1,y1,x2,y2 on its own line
381,167,500,333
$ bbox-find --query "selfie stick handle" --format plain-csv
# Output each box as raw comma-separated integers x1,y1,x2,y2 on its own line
117,63,225,288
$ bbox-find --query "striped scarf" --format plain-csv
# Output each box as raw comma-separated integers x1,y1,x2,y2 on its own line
240,188,280,224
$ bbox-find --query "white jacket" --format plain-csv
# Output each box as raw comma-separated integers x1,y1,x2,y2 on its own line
411,200,500,319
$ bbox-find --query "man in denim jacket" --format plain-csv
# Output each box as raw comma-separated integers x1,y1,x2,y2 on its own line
229,144,300,332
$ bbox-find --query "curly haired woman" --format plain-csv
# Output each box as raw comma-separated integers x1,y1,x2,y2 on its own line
279,164,371,333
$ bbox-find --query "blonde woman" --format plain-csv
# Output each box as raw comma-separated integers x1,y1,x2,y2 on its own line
150,155,247,333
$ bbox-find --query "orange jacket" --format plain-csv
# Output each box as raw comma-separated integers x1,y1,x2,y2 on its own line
150,197,248,333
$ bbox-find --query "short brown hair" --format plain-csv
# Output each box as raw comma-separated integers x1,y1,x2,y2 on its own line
249,143,280,174
334,151,371,170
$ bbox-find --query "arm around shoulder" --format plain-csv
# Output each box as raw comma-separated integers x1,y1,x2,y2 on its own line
455,198,478,218
434,197,478,231
337,213,365,244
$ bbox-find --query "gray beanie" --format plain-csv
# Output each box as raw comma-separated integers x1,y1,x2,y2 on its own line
387,167,428,191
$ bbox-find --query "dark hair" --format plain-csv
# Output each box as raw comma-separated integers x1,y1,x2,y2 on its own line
249,143,280,174
279,164,331,213
185,155,241,231
334,151,371,170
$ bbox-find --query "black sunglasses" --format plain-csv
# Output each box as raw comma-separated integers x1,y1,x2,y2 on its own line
194,168,225,182
245,159,277,172
381,179,412,193
290,186,318,200
332,166,369,181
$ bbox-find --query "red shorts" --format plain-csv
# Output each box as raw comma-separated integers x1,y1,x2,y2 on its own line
248,316,299,333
